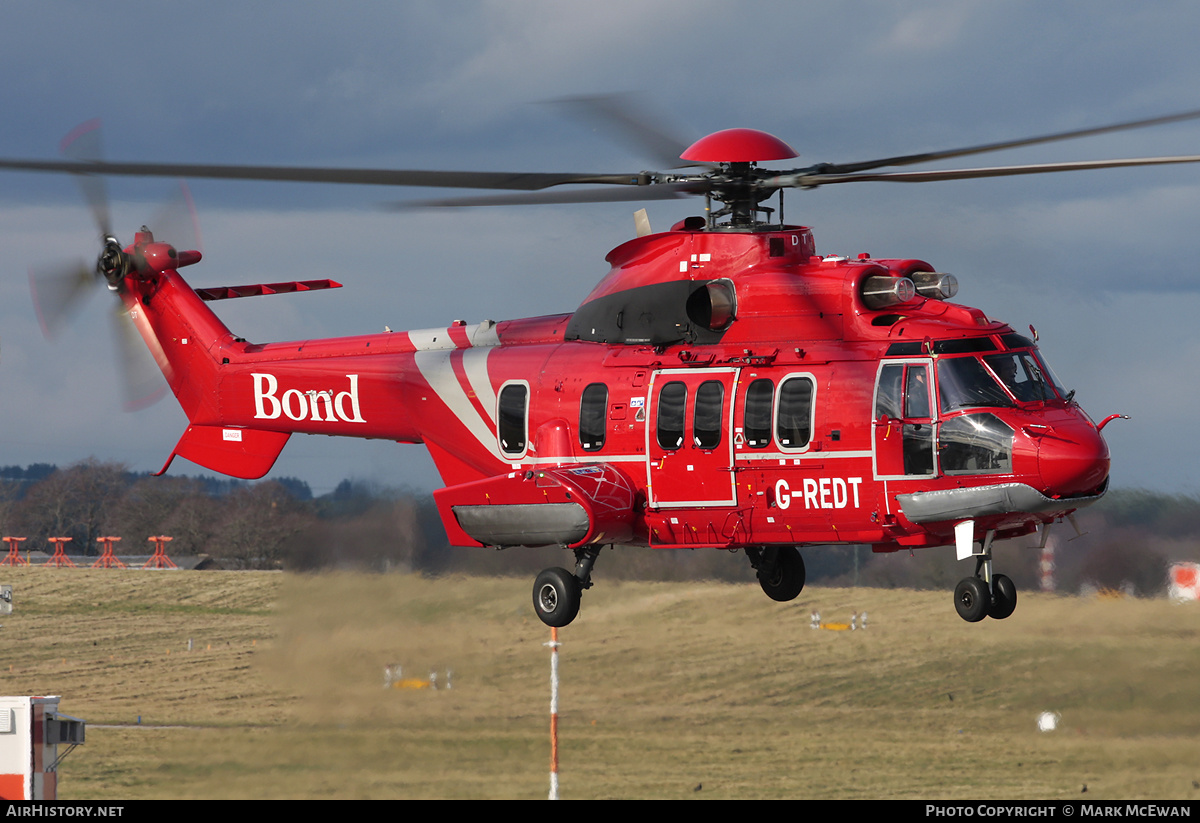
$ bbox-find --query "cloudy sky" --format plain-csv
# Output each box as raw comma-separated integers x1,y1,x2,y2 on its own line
0,1,1198,496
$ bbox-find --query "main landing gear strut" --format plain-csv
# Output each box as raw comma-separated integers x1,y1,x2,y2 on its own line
952,525,1017,623
533,546,603,628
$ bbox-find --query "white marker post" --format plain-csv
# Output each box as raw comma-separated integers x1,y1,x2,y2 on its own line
546,626,560,800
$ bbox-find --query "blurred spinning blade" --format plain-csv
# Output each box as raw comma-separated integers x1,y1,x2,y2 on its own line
28,120,200,410
28,259,95,338
60,119,112,240
111,299,167,411
545,93,702,171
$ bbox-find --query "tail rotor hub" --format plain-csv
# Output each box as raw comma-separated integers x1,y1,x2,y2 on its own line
97,236,130,288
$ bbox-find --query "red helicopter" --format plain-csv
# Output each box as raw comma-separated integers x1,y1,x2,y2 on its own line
5,104,1200,627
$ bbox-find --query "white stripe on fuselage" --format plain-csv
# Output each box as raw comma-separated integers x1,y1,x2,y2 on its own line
414,348,502,460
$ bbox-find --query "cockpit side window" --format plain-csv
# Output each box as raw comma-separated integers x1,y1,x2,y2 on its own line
875,364,903,420
904,365,932,419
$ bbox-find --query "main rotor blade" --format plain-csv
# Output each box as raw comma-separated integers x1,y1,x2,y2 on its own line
785,154,1200,187
818,108,1200,175
0,158,651,191
547,93,703,170
395,181,702,209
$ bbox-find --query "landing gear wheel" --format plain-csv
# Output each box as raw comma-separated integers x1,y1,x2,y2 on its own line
988,573,1017,620
757,546,806,602
533,567,581,628
954,577,991,623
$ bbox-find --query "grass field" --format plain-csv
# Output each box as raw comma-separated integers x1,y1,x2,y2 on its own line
0,566,1196,799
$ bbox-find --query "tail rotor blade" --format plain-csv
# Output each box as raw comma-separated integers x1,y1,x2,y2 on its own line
111,299,166,411
147,181,203,254
60,119,112,240
28,260,95,338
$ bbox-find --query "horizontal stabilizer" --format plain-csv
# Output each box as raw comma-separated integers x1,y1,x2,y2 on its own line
195,279,342,302
156,424,291,480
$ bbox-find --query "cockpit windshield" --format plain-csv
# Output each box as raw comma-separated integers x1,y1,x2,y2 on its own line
936,345,1065,411
983,352,1052,402
937,357,1013,412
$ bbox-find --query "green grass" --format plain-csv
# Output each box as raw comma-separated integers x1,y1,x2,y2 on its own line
0,568,1195,799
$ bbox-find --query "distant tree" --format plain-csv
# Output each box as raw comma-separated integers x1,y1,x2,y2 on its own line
14,459,128,554
107,476,218,556
206,481,315,569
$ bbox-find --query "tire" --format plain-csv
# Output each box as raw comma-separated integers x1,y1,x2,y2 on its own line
758,546,806,602
954,577,991,623
533,567,581,628
988,574,1017,620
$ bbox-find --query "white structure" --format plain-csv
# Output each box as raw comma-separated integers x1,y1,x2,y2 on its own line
0,696,84,800
1169,562,1200,602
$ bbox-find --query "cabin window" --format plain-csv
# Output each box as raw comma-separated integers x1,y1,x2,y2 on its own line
775,376,814,450
656,381,687,450
743,378,774,448
693,380,725,450
498,382,528,456
579,383,608,451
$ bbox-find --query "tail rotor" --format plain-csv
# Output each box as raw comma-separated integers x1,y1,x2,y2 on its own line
29,121,201,410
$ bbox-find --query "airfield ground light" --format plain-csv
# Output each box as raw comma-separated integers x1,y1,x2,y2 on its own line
810,610,868,631
91,537,126,569
383,664,453,690
45,537,76,568
1168,562,1200,602
1037,711,1061,733
0,538,27,568
144,535,178,569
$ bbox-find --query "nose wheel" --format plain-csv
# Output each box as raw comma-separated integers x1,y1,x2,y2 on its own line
954,577,991,622
953,531,1018,622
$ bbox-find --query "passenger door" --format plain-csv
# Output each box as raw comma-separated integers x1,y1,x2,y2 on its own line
646,368,738,507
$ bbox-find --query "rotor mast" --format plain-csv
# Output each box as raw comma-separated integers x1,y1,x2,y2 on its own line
679,128,800,231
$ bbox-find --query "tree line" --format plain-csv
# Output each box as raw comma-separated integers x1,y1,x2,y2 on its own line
0,461,1193,594
0,460,441,571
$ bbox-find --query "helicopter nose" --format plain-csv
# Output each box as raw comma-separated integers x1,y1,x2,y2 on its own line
1035,418,1110,496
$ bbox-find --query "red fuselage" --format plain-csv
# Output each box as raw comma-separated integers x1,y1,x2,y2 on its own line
123,223,1110,556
